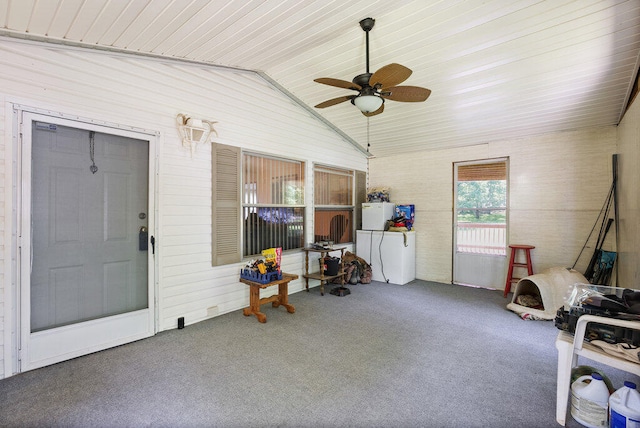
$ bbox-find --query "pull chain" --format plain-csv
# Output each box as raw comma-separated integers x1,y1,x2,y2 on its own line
89,131,98,174
366,118,370,189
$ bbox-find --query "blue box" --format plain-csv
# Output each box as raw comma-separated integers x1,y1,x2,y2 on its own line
240,269,282,284
394,204,415,229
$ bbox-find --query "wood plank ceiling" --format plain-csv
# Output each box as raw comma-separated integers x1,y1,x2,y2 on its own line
1,0,639,157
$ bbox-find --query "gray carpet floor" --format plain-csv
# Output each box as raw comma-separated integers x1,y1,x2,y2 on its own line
0,279,637,427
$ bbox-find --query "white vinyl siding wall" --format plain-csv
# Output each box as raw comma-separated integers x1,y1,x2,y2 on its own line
0,39,366,378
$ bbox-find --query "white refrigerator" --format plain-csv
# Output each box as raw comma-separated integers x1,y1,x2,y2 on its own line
361,202,395,230
356,230,416,285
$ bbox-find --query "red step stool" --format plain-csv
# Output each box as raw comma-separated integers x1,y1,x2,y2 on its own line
504,244,535,297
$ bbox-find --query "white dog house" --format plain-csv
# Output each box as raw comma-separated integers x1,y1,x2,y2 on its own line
507,267,588,320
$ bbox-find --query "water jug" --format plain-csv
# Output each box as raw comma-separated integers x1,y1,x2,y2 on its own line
609,381,640,428
571,373,610,428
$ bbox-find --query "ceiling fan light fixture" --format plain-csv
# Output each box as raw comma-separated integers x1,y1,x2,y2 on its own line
313,18,430,116
353,94,383,113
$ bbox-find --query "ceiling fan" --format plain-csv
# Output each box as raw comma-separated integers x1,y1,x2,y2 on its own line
314,17,431,117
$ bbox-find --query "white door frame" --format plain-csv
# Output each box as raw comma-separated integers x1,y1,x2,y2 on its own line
452,158,509,289
11,104,159,373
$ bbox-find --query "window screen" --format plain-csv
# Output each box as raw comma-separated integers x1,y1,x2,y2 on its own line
242,153,305,257
314,166,354,244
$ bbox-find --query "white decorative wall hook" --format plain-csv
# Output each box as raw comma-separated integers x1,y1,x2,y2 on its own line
176,113,218,156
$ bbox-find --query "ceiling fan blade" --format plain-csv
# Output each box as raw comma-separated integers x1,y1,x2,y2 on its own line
314,78,361,91
315,96,353,108
362,103,384,117
382,86,431,102
369,63,412,89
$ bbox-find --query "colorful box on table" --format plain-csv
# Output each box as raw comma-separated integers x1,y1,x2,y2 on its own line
394,204,415,230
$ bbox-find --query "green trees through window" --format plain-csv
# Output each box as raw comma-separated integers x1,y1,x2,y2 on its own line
456,180,506,223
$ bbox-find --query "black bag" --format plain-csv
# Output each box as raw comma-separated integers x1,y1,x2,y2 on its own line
320,257,340,276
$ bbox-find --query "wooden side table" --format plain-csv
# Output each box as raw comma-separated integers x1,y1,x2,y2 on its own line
302,247,345,296
239,272,298,323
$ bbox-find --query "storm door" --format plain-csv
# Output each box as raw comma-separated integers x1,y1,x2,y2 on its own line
453,159,508,288
19,112,156,371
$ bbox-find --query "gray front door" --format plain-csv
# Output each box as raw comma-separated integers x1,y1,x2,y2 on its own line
20,112,156,371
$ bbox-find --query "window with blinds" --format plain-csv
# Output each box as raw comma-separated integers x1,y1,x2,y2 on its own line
455,159,508,255
314,166,354,244
242,153,305,257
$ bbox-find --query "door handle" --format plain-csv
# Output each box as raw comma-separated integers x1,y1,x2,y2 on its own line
139,226,148,251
